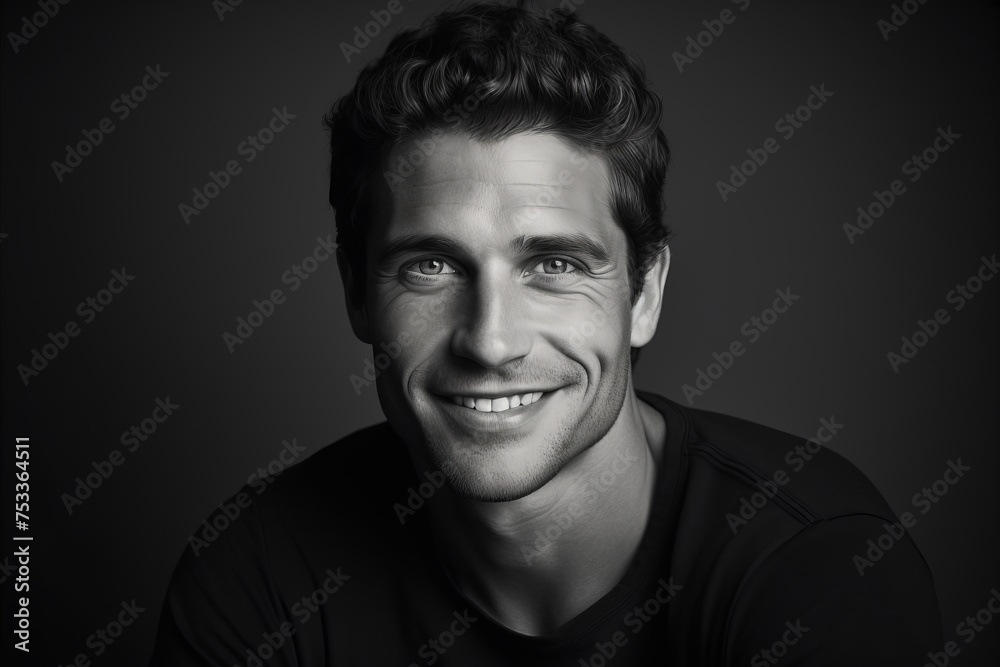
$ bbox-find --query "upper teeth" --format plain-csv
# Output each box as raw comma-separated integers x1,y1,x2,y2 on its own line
451,392,544,412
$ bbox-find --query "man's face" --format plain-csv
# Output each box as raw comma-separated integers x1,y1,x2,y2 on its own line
354,132,644,502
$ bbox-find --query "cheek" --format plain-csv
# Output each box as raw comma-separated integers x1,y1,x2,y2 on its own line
549,301,632,365
370,293,454,370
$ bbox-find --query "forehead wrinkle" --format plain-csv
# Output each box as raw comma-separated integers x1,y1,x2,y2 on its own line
392,178,502,210
506,182,567,187
402,177,486,186
380,132,621,251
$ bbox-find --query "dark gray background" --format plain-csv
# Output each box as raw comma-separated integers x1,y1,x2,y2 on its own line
2,0,997,664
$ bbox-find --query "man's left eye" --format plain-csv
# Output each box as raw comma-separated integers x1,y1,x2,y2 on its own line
532,257,577,275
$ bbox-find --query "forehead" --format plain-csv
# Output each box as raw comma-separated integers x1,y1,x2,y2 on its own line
371,132,621,251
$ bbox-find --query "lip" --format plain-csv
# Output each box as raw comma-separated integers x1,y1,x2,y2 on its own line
435,390,554,433
434,389,555,399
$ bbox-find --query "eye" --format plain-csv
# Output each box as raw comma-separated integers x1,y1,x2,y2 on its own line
401,258,460,284
411,258,457,275
532,257,578,275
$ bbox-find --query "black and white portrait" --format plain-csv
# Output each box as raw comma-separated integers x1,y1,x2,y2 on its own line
1,1,998,665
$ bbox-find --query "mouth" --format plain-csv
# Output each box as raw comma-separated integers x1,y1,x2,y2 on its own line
431,387,560,435
448,392,545,413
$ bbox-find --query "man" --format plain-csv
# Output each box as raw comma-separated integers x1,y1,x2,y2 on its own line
151,2,941,664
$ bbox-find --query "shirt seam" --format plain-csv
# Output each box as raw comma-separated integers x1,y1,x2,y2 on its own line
687,439,819,526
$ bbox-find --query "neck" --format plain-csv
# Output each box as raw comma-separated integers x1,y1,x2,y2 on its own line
425,389,665,636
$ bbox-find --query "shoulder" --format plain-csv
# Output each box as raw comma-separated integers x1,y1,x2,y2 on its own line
675,400,893,523
640,394,941,663
151,421,413,661
167,419,409,575
168,420,413,595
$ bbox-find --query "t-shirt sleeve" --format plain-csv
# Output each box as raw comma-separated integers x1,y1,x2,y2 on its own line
148,495,299,666
723,514,943,666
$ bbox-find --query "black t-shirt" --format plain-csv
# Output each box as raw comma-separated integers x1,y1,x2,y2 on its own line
150,393,942,665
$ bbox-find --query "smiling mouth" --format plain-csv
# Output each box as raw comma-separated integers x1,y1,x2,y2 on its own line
448,392,545,412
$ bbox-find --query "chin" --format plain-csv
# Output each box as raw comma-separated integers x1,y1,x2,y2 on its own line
423,424,576,503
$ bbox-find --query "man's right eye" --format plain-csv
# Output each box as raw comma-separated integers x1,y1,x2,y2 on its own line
402,258,460,282
413,259,457,275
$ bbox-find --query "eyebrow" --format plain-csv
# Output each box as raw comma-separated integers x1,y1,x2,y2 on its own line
377,232,613,266
511,233,613,266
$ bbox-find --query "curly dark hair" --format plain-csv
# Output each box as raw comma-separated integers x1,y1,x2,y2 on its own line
325,0,670,304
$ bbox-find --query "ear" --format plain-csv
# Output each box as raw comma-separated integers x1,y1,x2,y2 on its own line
630,246,670,348
337,248,371,344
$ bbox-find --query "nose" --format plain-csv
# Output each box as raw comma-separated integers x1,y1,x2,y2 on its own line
450,266,532,369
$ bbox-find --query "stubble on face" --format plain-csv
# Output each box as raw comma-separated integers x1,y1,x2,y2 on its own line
367,132,636,503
